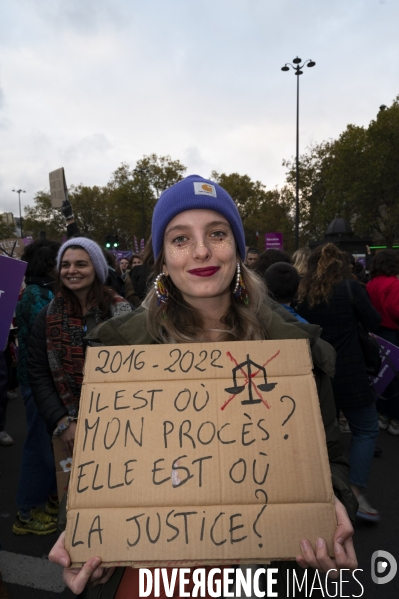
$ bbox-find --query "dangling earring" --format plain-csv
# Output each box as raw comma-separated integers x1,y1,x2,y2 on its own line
233,262,250,304
154,272,169,305
233,262,241,295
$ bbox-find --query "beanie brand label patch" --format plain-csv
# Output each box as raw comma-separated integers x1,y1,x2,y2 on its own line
193,182,217,197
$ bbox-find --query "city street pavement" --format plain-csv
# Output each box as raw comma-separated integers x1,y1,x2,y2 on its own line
0,390,398,598
0,392,74,598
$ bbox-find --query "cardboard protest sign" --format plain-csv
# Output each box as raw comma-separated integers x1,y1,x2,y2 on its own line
66,339,336,567
0,254,27,350
0,238,25,259
49,167,68,208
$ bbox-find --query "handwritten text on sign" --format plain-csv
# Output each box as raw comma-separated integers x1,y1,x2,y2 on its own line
66,339,336,566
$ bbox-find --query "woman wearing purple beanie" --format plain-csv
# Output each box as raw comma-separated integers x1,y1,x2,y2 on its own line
27,238,132,457
48,177,358,598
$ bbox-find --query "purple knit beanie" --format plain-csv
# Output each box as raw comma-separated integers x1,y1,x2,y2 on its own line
56,237,108,284
151,175,246,260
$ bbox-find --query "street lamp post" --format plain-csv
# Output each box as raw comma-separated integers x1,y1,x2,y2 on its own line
12,188,26,238
281,57,316,250
133,168,149,243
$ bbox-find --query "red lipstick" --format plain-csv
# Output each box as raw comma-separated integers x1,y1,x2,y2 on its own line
188,267,220,277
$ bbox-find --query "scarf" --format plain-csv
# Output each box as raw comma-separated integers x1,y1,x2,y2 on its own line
46,291,129,412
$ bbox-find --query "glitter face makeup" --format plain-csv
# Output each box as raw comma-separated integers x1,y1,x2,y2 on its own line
163,209,238,307
167,244,190,257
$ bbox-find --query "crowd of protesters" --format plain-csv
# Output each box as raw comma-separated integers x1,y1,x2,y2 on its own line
244,241,398,524
0,181,398,598
248,243,399,525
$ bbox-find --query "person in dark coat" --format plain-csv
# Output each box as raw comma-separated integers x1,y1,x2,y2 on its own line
297,244,381,522
13,239,61,536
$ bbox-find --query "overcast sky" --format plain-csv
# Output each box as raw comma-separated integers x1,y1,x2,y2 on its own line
0,0,398,216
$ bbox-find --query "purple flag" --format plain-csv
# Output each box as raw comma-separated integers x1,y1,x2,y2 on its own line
370,334,399,396
134,236,139,255
0,254,27,350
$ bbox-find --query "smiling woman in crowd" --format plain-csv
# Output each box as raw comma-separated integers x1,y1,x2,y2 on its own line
28,238,131,455
48,176,358,599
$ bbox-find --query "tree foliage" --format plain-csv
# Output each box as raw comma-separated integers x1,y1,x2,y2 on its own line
0,219,17,240
23,154,186,247
24,191,66,240
283,96,399,246
104,154,186,246
24,157,294,252
22,99,399,255
356,101,399,245
211,171,295,250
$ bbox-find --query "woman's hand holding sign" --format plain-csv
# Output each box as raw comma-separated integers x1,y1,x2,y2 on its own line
49,532,115,595
296,496,358,578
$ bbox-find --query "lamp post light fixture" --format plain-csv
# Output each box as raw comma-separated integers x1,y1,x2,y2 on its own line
281,56,316,250
12,188,26,238
133,168,149,242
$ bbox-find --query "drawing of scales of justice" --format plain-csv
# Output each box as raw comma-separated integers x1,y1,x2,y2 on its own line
224,353,278,405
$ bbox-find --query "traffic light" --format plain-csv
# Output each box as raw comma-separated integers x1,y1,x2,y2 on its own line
105,235,112,249
113,235,119,248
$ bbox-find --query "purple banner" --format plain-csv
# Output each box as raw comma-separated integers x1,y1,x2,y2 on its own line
265,232,283,251
110,250,133,262
370,334,399,396
22,236,34,247
0,254,27,350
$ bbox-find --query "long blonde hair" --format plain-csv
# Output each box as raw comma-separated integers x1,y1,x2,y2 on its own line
292,247,311,277
144,252,268,343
